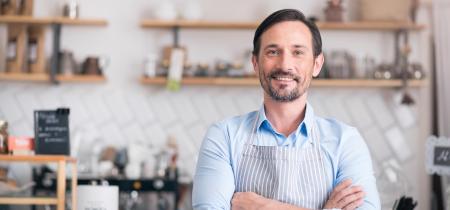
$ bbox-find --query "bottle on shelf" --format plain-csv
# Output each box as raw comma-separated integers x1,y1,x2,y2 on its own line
0,120,8,154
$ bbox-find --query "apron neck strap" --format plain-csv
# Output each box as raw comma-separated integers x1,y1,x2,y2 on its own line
245,113,260,146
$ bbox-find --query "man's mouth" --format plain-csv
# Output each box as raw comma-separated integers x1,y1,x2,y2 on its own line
272,76,295,81
269,72,299,82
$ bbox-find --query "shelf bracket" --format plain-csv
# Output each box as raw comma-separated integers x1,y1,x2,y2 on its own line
50,24,62,85
173,26,180,48
394,30,401,71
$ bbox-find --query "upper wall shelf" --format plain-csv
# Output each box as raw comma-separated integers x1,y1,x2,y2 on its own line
141,20,257,29
0,15,52,24
140,76,426,88
0,72,107,83
0,16,108,84
141,19,425,31
51,17,108,26
0,16,108,26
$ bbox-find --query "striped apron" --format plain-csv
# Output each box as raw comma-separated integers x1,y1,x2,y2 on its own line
236,114,331,209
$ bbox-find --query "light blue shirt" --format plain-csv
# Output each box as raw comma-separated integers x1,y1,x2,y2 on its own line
193,103,380,210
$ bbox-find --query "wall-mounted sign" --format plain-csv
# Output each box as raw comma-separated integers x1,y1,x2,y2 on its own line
426,136,450,175
34,108,70,155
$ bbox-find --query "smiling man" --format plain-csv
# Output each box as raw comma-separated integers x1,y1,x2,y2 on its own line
193,9,380,210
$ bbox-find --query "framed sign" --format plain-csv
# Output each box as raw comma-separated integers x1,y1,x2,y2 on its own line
34,108,70,155
426,136,450,175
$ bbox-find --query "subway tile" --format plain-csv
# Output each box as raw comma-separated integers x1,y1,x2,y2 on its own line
385,127,412,162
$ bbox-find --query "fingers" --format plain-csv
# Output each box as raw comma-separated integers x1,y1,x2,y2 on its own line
335,186,363,203
324,180,367,209
342,198,364,210
334,179,353,193
324,180,352,209
328,185,364,209
329,179,352,200
338,190,365,208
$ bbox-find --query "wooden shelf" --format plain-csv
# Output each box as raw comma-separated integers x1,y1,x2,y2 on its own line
0,72,106,83
140,76,426,88
0,154,76,163
311,79,425,87
141,19,424,31
56,74,106,83
0,72,48,81
141,76,259,85
0,16,108,26
141,19,258,29
315,21,425,31
0,16,52,24
0,154,77,210
0,197,58,205
52,17,108,26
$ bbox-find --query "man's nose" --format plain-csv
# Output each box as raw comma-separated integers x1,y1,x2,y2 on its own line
278,53,294,71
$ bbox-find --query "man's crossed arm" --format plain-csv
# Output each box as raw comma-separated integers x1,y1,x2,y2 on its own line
231,179,365,210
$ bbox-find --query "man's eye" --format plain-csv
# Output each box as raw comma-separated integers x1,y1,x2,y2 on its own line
267,50,279,56
293,50,304,56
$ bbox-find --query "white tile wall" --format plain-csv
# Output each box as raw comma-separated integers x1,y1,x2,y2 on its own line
0,0,432,208
0,83,424,210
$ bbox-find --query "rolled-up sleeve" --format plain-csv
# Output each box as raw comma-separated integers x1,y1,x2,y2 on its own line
335,127,381,210
192,123,235,210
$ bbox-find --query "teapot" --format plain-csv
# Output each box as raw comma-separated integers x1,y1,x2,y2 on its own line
59,50,78,75
82,56,109,75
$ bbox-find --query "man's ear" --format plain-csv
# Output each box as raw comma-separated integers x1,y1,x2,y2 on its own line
252,55,259,76
312,53,324,77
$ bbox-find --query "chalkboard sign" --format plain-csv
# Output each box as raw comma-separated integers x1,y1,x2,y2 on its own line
426,136,450,175
34,108,70,155
434,147,450,166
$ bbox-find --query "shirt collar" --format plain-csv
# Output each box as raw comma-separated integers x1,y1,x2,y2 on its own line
256,102,315,138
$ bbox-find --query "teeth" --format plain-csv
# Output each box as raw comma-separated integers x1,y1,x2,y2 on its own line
274,77,294,81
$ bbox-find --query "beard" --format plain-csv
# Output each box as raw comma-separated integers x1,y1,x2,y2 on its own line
259,69,306,102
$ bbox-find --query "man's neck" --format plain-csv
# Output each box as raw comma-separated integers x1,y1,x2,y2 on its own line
263,93,307,137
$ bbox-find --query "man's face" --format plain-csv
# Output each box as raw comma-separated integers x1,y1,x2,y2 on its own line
253,21,323,102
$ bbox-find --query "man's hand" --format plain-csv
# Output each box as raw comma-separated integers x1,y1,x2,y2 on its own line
232,192,271,210
323,179,365,210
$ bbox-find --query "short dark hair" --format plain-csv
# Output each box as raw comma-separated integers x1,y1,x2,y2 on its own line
252,9,322,58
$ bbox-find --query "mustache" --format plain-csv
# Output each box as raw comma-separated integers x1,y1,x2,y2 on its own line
267,70,301,81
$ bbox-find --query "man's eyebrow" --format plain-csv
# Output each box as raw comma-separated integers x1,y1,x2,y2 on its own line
263,44,309,50
263,44,279,50
292,44,308,49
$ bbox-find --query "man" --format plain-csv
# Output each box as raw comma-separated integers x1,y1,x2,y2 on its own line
193,9,380,210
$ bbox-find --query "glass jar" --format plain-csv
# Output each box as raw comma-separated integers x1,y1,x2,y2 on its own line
0,120,8,154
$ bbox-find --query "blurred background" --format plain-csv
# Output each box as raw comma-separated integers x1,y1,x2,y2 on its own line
0,0,449,209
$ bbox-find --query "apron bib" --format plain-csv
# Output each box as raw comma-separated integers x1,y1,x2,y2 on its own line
236,114,331,209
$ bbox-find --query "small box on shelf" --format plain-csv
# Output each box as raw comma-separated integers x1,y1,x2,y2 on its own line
7,136,34,156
